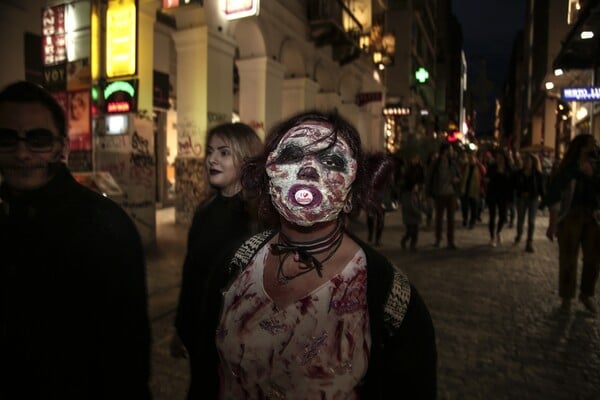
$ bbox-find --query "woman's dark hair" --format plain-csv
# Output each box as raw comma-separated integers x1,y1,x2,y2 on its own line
0,80,67,137
241,110,392,226
555,133,594,177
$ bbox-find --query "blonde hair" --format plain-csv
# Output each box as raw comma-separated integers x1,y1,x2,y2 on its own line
206,122,262,168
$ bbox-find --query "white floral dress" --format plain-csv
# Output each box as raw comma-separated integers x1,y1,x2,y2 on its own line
216,245,371,400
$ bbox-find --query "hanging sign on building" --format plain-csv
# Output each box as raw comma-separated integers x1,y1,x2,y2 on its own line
43,63,67,91
223,0,260,20
356,92,382,106
561,86,600,101
162,0,203,8
42,4,66,66
104,79,138,113
383,105,411,116
106,0,137,78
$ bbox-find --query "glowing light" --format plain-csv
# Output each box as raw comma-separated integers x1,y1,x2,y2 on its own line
545,81,554,90
106,0,137,78
554,68,564,76
581,31,594,39
576,107,588,121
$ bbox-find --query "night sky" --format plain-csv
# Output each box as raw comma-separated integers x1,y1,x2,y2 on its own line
452,0,527,133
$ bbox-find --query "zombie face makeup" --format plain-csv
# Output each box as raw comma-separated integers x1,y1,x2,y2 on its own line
266,122,357,226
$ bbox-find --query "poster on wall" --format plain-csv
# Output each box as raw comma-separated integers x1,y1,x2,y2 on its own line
68,89,91,151
51,91,68,114
67,58,91,91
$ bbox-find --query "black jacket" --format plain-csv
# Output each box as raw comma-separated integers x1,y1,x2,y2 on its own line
194,228,437,399
0,165,151,399
174,192,257,399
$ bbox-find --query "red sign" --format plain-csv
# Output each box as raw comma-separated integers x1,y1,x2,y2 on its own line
107,102,131,113
42,5,66,66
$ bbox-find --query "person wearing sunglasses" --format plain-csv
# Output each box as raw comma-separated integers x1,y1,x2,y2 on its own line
0,81,152,399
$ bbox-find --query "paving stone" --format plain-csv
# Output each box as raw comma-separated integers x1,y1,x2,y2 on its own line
146,209,600,399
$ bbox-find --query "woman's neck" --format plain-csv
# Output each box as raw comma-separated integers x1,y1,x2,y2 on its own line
219,183,241,197
279,218,341,242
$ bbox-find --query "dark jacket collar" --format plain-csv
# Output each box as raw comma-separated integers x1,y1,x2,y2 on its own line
0,164,74,213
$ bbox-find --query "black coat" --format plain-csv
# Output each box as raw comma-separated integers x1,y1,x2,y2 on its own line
174,192,256,399
0,165,151,399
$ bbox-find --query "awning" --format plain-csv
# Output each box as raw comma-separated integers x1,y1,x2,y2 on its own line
553,0,600,70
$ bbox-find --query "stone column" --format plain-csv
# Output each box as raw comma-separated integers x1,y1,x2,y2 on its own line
281,77,319,119
237,56,285,139
316,92,342,113
172,26,237,225
172,27,208,225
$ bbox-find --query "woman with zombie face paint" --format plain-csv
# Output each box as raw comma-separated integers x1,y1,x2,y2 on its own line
193,111,437,400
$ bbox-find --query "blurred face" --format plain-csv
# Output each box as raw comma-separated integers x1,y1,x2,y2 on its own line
582,138,598,158
70,93,87,120
205,134,241,196
0,102,67,193
523,155,533,169
266,122,357,227
495,153,505,165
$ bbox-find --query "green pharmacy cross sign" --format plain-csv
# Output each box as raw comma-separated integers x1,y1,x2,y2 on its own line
415,67,430,83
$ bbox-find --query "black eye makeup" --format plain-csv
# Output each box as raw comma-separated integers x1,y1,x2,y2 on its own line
318,151,347,171
275,144,305,163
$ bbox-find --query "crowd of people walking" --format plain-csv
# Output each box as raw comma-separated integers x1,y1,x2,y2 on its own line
386,138,600,317
388,142,551,254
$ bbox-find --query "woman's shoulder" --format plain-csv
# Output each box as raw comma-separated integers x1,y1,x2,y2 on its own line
228,229,277,274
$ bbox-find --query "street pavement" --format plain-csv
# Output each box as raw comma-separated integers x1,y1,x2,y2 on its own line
146,207,600,400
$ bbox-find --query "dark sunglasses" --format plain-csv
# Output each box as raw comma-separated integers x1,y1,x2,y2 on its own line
0,128,63,153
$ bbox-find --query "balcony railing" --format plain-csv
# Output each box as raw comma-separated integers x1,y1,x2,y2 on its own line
307,0,395,68
307,0,362,65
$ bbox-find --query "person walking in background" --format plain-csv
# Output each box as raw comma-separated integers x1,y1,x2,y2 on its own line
194,110,437,399
0,81,152,398
170,122,263,399
545,133,600,314
366,168,397,246
403,152,426,192
401,181,426,251
513,152,544,253
427,142,461,249
506,149,521,228
459,150,486,229
423,150,438,228
485,149,514,247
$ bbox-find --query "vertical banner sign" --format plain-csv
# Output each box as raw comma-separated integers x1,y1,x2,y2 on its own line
106,0,137,78
42,5,66,66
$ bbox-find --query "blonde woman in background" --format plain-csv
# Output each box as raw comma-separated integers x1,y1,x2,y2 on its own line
170,122,263,400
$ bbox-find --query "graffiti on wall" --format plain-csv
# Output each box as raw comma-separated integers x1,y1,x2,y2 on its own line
174,157,209,225
95,113,156,244
177,118,203,156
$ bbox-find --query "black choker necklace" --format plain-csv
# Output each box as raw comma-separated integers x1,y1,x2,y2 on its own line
271,220,344,285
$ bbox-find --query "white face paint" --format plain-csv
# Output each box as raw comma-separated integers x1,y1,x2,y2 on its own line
266,122,357,226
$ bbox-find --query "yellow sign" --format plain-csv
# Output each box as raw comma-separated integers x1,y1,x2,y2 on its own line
106,0,136,78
